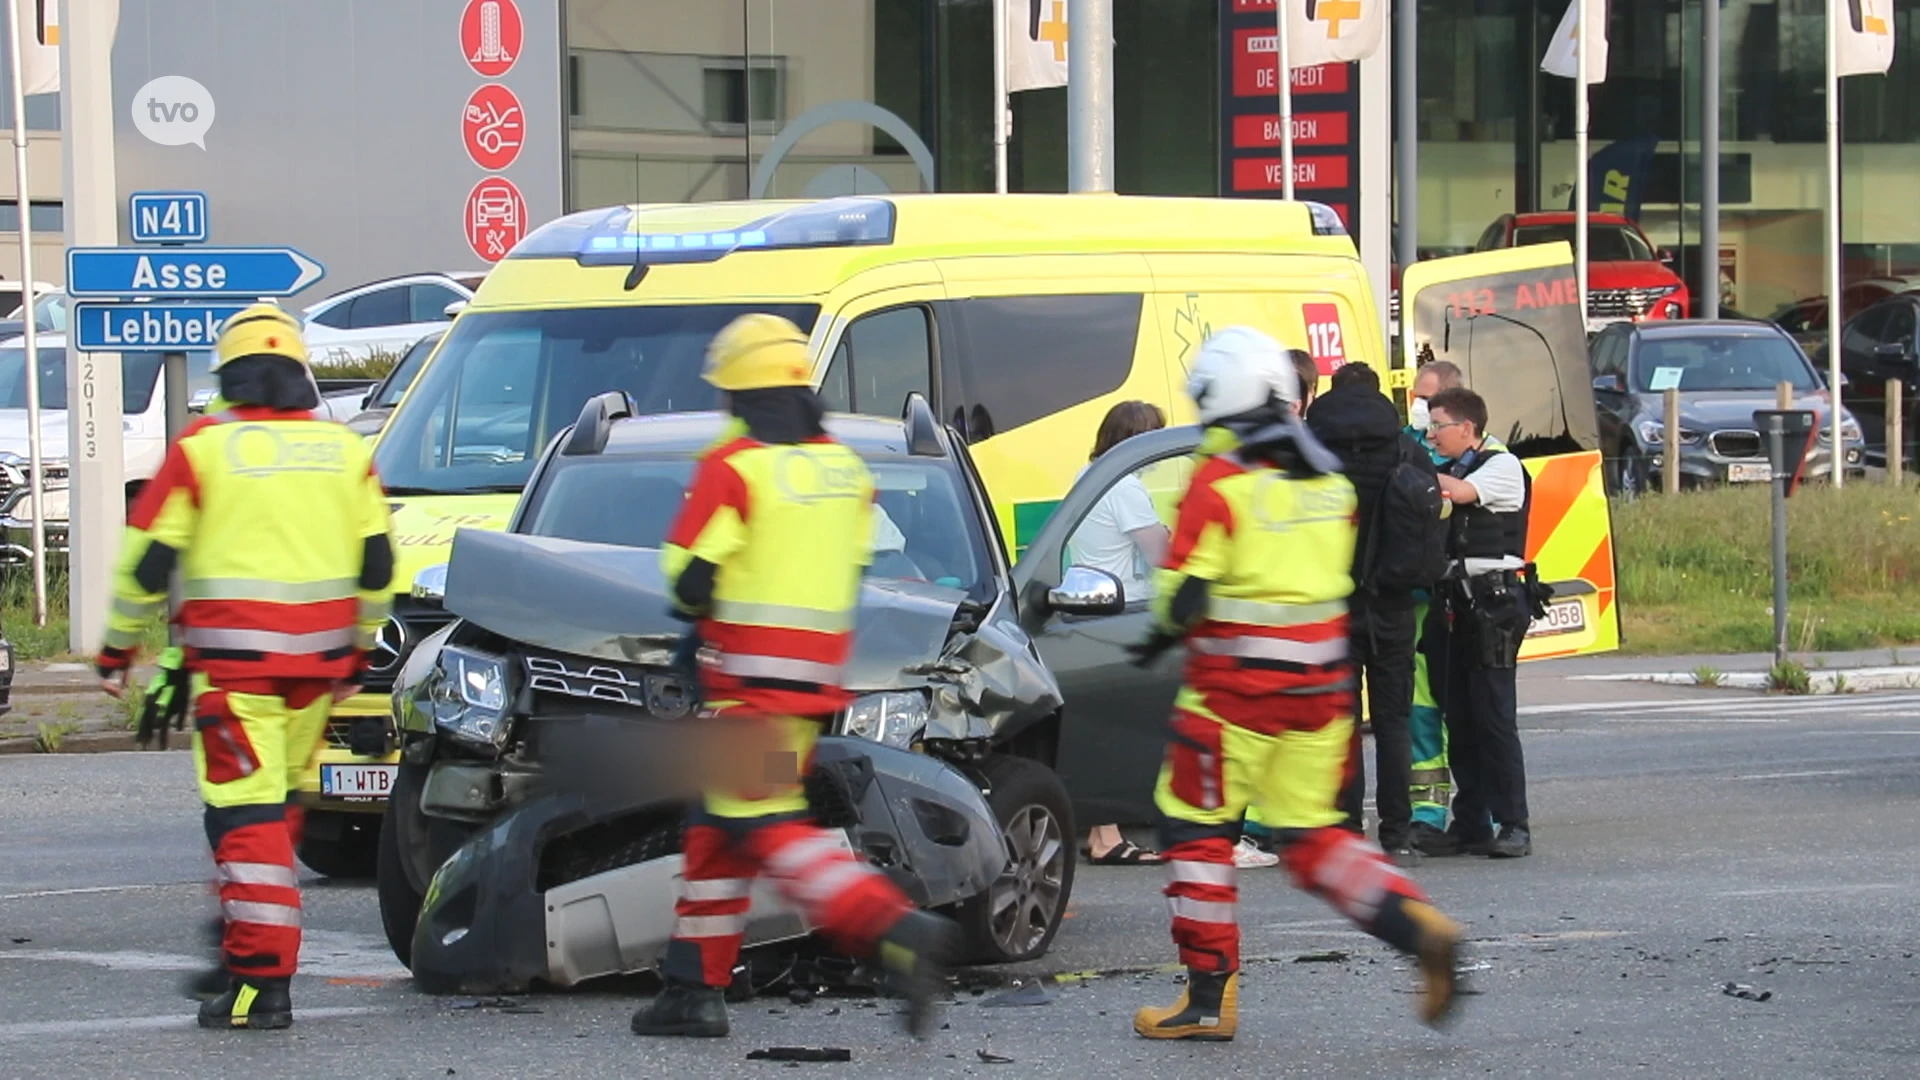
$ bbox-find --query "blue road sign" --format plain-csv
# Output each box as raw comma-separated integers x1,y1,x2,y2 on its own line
129,191,209,244
66,246,325,299
70,301,248,352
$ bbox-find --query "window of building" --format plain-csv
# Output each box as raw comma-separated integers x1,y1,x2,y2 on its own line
0,201,62,233
949,294,1142,440
701,57,786,131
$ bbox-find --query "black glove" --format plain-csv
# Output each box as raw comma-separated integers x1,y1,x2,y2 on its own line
669,631,704,679
136,647,192,750
1124,629,1180,669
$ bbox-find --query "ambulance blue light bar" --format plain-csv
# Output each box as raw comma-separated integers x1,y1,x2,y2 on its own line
510,197,897,268
1302,202,1347,237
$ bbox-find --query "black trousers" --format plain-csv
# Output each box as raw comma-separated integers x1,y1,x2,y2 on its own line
1336,602,1418,847
1430,592,1530,838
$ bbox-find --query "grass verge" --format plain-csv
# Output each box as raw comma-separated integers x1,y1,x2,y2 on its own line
1614,482,1920,655
0,566,168,662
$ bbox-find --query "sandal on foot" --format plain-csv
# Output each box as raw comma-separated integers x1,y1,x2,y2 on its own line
1088,840,1163,865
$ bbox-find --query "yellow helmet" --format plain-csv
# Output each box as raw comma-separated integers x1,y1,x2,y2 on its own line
214,303,309,371
703,313,813,391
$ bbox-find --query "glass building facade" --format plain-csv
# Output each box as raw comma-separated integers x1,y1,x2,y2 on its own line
562,0,1919,318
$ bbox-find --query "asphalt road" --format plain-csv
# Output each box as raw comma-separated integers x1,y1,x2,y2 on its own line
3,681,1920,1077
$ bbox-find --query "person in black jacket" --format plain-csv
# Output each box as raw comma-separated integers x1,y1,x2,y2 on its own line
1307,362,1434,863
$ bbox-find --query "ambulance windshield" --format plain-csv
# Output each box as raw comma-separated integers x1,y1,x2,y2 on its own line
373,303,821,496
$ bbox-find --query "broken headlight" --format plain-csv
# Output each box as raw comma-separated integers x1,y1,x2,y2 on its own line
428,645,511,751
839,691,928,750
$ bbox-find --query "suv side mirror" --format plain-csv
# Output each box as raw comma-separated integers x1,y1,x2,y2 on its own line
1047,566,1125,616
1592,373,1626,394
187,388,216,414
443,300,467,319
412,563,448,607
1872,341,1914,362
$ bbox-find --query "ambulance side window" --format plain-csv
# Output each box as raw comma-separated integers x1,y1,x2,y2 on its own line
827,305,933,417
951,293,1142,440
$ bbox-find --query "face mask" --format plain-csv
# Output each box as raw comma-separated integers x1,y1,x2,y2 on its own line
1408,397,1430,431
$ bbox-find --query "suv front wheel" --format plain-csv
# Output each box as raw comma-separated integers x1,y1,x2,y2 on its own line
949,754,1076,964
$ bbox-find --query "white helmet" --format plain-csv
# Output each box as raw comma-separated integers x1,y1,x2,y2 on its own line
1185,325,1300,424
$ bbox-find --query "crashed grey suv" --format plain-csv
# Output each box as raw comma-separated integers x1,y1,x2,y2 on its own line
378,393,1207,995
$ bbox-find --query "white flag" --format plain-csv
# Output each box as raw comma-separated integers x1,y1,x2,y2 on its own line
15,0,59,95
1007,0,1069,93
1541,0,1608,83
1288,0,1386,68
1835,0,1895,78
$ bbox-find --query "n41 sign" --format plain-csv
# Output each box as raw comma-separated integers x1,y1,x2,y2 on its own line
129,191,209,244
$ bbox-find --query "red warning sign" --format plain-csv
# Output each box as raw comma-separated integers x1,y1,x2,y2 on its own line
463,84,525,171
1302,302,1346,374
465,176,527,263
461,0,522,78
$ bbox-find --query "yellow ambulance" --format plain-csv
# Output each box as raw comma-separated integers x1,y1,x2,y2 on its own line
297,194,1618,872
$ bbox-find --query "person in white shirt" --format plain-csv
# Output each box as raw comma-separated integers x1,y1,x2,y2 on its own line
1070,401,1174,866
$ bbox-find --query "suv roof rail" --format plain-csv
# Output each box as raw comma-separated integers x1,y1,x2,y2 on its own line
562,390,639,456
902,392,944,457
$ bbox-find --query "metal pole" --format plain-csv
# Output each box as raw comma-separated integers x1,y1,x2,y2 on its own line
1701,0,1720,318
6,0,47,627
1575,0,1589,328
1277,1,1295,200
1768,415,1788,665
163,351,187,643
1066,0,1113,193
992,0,1008,193
1395,0,1417,274
1824,0,1844,487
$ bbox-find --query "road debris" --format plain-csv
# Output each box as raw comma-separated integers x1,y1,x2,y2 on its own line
1722,982,1773,1002
976,1049,1016,1064
747,1047,853,1063
981,981,1057,1007
1293,951,1349,964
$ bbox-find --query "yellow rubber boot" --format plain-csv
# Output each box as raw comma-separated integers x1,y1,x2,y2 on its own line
1403,900,1463,1027
1133,970,1238,1041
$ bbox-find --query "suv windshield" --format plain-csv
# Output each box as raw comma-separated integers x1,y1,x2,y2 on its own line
0,346,215,412
521,451,996,600
1511,223,1656,262
371,303,820,496
1633,334,1818,393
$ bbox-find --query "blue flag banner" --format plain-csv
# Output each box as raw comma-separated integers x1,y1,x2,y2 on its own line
1569,133,1660,219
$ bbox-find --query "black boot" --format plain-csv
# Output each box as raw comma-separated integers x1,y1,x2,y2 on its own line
197,977,292,1030
630,980,730,1038
874,910,962,1038
1488,825,1532,858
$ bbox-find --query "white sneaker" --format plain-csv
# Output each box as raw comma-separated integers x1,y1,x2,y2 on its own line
1233,835,1280,869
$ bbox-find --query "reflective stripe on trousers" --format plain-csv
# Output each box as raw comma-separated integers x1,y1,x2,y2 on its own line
712,600,854,634
1189,634,1348,666
712,653,843,685
217,861,300,888
1167,860,1236,888
674,913,748,939
1206,597,1346,628
1167,896,1236,925
186,577,360,604
222,898,301,928
680,878,753,902
183,626,358,653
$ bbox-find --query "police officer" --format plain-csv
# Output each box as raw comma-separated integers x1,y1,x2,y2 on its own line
96,303,396,1030
1426,386,1538,859
1127,327,1462,1041
632,313,959,1040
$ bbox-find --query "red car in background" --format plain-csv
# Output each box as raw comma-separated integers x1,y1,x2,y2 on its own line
1473,211,1690,329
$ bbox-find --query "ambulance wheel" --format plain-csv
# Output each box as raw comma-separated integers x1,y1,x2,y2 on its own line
296,810,380,879
377,764,430,967
952,754,1076,965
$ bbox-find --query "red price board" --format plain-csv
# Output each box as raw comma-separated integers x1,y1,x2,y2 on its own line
1218,3,1361,236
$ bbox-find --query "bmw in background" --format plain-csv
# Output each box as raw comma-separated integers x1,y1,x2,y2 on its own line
380,392,1225,994
1588,320,1865,495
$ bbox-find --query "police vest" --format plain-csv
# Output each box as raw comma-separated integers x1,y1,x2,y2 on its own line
1447,447,1530,562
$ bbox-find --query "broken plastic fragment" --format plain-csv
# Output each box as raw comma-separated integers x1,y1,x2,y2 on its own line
976,1049,1016,1064
981,981,1056,1007
1721,982,1773,1002
1294,951,1349,963
746,1047,853,1063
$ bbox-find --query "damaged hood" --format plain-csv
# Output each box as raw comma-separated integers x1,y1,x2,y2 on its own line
441,528,1059,732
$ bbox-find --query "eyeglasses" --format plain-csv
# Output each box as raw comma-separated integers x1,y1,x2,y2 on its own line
1426,419,1467,437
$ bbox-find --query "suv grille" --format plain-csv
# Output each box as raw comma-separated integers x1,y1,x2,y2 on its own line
360,597,456,695
1590,286,1674,319
1709,430,1764,460
522,650,698,720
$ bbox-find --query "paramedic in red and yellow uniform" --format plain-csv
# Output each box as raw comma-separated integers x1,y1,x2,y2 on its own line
1127,326,1464,1042
96,303,395,1031
631,313,959,1041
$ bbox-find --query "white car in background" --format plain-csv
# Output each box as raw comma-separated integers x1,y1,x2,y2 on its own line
301,271,486,366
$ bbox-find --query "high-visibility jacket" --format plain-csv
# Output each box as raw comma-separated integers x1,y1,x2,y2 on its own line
1151,445,1358,731
662,420,875,717
97,407,395,684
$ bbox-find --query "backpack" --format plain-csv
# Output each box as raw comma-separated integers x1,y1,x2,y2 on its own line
1359,440,1449,595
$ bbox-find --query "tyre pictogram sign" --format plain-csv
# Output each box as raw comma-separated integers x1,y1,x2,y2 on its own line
461,0,522,78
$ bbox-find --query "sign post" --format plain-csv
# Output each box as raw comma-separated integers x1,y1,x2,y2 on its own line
1754,408,1816,664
